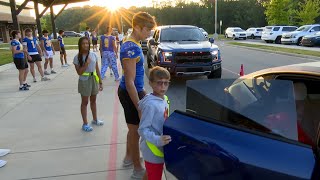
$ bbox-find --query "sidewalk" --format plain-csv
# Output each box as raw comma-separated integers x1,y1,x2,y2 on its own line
0,50,161,180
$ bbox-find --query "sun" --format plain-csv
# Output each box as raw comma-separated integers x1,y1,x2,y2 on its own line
108,3,120,12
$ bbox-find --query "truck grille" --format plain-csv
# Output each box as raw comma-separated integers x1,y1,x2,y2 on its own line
240,34,246,36
175,52,212,64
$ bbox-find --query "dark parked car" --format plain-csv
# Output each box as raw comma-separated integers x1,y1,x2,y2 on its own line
302,32,320,47
164,61,320,179
147,25,221,79
141,30,155,54
63,31,82,37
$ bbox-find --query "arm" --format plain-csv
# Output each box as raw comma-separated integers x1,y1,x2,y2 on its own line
40,39,47,55
23,44,32,61
36,43,43,56
51,41,55,54
123,58,139,109
96,62,103,91
74,57,91,75
11,45,23,55
100,39,103,57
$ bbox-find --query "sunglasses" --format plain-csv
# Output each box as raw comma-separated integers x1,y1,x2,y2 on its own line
154,80,170,86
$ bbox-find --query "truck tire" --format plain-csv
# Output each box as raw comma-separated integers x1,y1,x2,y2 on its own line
297,37,302,46
275,36,281,44
207,68,222,79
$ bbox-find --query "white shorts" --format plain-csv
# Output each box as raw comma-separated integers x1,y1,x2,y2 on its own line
44,50,54,59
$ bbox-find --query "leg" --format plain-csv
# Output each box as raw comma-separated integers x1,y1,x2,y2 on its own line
23,68,29,82
110,53,120,79
29,62,36,79
127,124,144,171
90,95,97,121
60,54,64,65
49,58,53,69
35,61,45,77
44,58,49,72
81,96,89,125
64,52,67,64
100,53,109,79
18,69,25,86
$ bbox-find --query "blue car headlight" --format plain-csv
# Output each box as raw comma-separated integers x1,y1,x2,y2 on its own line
211,50,219,56
161,52,172,62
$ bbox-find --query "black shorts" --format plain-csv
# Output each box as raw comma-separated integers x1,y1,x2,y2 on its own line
28,54,42,63
14,58,28,70
60,47,66,55
92,40,98,45
118,87,146,125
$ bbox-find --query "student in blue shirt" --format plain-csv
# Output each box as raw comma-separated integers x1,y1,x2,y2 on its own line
91,30,98,52
11,30,30,91
85,27,90,38
58,30,69,67
22,28,50,82
41,30,56,75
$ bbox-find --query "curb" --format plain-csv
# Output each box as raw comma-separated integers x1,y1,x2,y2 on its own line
226,44,320,61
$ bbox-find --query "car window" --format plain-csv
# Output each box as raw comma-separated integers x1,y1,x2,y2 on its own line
296,25,312,32
282,27,294,31
265,27,273,31
311,26,320,32
273,27,280,31
160,27,206,42
257,29,263,31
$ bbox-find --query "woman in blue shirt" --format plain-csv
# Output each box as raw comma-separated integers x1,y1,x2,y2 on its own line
11,30,30,91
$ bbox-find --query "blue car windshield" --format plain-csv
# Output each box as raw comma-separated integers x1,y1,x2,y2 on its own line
188,79,299,141
160,28,207,42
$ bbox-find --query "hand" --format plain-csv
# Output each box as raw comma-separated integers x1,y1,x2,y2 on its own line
53,51,55,55
115,53,118,59
161,135,172,146
99,83,103,91
27,55,32,61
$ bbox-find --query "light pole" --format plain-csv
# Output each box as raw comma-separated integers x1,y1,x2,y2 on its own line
214,0,218,38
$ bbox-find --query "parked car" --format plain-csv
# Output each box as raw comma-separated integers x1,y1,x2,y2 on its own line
141,30,155,54
301,32,320,47
147,25,221,79
281,24,320,45
246,27,264,39
63,31,82,37
50,33,59,39
225,27,247,40
199,28,209,39
261,26,297,44
164,61,320,179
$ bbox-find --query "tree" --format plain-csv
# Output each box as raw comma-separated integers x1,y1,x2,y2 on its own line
264,0,294,25
295,0,320,25
79,22,88,32
40,14,52,32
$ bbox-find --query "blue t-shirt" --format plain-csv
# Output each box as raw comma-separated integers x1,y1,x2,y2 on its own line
101,35,115,52
119,40,144,92
22,37,38,55
41,36,52,51
11,40,24,59
58,36,64,48
85,31,90,38
92,35,98,41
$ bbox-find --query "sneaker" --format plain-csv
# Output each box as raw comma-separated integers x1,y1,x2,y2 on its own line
23,83,31,87
0,149,10,157
51,70,57,74
41,77,50,81
62,64,68,67
131,169,146,179
0,160,7,168
122,157,144,168
19,86,29,91
44,71,50,75
92,120,104,126
115,77,121,81
33,78,37,83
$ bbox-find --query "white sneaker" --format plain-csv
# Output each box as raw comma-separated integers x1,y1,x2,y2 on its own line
41,77,50,81
44,71,50,75
62,64,68,67
131,169,145,179
0,160,7,168
0,149,10,157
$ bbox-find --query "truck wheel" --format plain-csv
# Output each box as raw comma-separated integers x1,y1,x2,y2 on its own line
251,34,255,39
275,36,281,44
225,34,228,38
297,37,302,46
207,68,222,79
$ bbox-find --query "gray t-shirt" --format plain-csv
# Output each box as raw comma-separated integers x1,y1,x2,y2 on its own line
73,52,98,81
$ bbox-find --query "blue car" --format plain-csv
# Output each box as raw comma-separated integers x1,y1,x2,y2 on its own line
164,62,320,179
147,25,221,79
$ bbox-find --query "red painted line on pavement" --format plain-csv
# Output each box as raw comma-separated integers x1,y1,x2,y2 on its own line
107,82,120,180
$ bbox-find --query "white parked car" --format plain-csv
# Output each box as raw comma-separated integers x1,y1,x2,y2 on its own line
246,27,264,39
199,28,209,39
261,26,297,44
281,24,320,45
225,27,247,40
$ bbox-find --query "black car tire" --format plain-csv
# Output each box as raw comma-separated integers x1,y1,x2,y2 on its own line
275,36,281,44
251,34,255,39
225,34,228,38
233,35,237,40
207,67,222,79
297,37,302,46
243,37,247,40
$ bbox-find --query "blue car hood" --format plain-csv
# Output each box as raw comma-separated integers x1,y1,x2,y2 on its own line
159,41,218,52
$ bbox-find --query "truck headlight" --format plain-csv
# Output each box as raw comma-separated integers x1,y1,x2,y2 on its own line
162,52,172,62
211,50,218,56
164,52,172,57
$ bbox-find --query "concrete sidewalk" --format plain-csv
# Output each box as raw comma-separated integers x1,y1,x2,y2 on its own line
0,50,162,180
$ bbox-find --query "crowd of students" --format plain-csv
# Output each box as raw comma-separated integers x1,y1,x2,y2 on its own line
7,11,171,180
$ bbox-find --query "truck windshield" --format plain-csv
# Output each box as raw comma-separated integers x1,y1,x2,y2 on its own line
160,27,207,42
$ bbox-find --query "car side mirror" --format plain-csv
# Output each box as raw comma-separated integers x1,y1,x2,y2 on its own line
149,39,159,46
310,29,315,32
209,37,215,44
